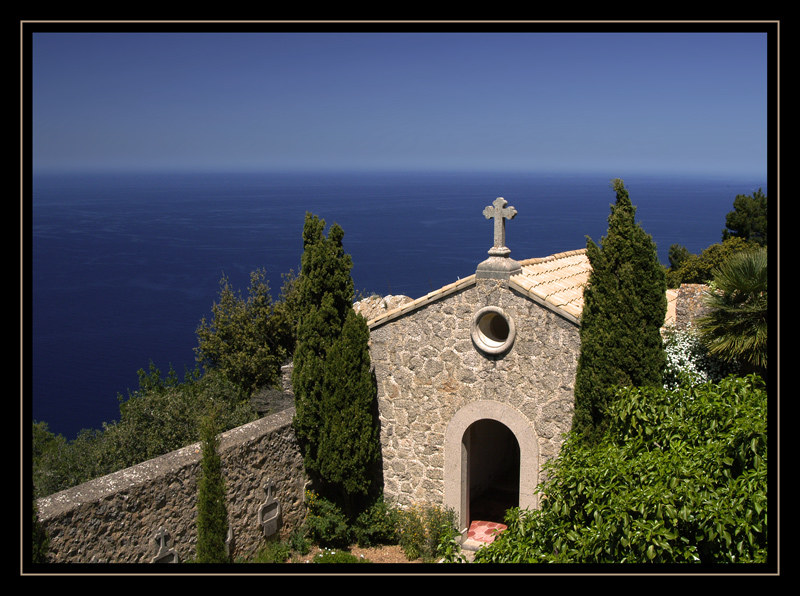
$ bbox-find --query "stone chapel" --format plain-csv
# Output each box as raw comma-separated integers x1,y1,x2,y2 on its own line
355,197,679,540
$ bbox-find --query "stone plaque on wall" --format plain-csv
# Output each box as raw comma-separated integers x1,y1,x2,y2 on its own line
258,481,282,538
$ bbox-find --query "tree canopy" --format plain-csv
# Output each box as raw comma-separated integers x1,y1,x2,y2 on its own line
194,268,286,394
722,188,768,246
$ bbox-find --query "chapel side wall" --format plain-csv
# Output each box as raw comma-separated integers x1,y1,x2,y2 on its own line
35,408,306,564
369,280,580,509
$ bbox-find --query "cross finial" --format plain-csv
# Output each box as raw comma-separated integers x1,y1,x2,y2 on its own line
483,197,517,256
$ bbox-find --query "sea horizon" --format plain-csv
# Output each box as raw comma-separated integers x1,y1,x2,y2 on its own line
28,168,768,439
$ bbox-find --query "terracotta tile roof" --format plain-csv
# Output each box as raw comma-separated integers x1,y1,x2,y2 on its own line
365,248,678,330
510,249,592,323
510,249,677,326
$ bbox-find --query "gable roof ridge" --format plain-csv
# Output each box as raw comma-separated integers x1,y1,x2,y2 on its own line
367,274,477,329
516,248,588,267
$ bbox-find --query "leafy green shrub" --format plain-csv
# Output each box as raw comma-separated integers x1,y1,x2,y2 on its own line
303,490,352,549
247,538,291,563
352,496,400,547
475,375,768,564
396,503,460,562
312,548,370,563
288,527,310,556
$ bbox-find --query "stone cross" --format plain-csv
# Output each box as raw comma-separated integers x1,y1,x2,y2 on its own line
151,526,180,563
483,197,517,256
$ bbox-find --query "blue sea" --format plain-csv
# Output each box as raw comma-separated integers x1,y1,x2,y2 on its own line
29,170,766,440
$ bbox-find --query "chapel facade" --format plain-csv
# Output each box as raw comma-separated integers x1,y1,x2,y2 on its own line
361,197,665,537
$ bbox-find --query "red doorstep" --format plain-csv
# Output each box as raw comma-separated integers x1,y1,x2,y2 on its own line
467,520,507,544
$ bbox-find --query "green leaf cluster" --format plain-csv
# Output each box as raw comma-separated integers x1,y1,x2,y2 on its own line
302,490,353,549
301,491,401,550
474,375,768,564
666,188,767,288
395,503,461,562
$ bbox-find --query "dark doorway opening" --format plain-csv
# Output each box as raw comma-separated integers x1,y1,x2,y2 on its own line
467,419,520,524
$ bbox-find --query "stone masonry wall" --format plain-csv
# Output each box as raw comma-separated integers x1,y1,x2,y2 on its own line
36,407,306,564
368,278,580,509
675,284,712,330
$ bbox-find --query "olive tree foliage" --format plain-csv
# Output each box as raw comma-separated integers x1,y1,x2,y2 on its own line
572,179,667,444
194,268,287,395
666,237,760,288
474,375,768,564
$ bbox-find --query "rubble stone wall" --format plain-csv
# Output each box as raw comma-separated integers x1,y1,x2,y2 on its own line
368,279,581,510
675,284,712,330
36,407,306,564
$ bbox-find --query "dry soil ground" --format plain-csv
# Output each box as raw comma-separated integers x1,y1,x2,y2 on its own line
290,544,420,564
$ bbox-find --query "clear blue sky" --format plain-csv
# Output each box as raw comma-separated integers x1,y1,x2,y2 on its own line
31,29,770,177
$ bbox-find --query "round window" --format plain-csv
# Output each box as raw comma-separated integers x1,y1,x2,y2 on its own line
471,306,516,355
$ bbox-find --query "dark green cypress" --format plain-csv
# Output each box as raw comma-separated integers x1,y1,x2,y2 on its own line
572,179,667,444
291,213,355,478
195,407,229,563
318,308,381,514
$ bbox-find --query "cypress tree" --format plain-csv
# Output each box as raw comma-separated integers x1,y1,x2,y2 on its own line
317,308,380,515
195,407,229,563
572,179,667,444
291,213,355,479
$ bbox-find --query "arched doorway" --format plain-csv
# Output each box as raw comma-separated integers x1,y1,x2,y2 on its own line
444,401,539,535
465,419,519,525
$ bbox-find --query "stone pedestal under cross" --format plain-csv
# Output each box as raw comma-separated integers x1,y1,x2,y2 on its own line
475,196,522,280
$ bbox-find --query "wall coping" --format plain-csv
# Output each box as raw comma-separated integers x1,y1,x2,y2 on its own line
36,407,295,522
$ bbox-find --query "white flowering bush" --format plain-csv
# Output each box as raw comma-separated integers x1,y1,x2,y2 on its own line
662,328,736,390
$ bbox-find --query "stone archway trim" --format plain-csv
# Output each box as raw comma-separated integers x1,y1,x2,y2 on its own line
443,400,539,531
